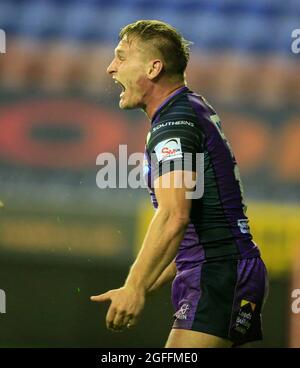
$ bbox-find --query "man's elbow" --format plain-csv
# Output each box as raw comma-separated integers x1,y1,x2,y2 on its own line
158,207,190,229
176,214,190,227
168,212,190,230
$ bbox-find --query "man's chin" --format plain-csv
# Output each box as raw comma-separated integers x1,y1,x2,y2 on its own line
119,97,135,110
119,100,125,109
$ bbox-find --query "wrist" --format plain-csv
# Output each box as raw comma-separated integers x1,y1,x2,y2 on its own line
124,278,147,294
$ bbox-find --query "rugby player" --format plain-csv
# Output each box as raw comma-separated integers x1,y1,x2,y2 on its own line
91,20,268,348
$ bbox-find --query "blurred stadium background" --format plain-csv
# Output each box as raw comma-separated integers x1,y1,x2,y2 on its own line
0,0,299,348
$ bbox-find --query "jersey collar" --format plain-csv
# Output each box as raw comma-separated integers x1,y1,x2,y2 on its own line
151,85,189,125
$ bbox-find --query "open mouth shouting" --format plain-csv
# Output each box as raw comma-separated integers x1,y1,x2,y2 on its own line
114,78,126,98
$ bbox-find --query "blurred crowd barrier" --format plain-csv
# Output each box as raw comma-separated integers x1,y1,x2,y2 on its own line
0,97,299,195
1,44,299,107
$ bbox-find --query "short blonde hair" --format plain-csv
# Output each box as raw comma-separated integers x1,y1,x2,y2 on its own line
119,20,192,77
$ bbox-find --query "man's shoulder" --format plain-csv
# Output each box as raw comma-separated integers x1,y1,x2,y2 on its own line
158,91,198,124
147,92,205,151
147,90,211,149
157,90,217,126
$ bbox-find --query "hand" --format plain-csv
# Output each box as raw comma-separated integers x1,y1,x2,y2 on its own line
90,285,145,331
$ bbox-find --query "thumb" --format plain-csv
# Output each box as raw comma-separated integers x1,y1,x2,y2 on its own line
90,291,112,303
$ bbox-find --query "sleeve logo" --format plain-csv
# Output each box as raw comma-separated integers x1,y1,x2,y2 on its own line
154,138,183,163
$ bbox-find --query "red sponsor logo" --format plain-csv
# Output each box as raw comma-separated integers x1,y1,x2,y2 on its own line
161,147,180,156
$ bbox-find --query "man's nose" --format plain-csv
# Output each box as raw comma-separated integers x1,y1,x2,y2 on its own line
106,60,116,75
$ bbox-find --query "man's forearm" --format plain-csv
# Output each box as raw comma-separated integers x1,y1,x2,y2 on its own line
124,208,187,292
148,260,177,293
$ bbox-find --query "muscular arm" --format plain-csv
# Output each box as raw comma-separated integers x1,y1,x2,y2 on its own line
124,171,194,292
91,170,195,330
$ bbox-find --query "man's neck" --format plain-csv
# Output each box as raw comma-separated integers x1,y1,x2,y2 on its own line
143,82,186,120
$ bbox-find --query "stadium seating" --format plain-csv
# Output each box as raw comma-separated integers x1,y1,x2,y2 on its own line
0,0,299,105
0,0,299,51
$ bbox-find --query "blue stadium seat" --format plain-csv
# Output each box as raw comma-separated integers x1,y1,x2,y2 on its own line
287,0,300,16
204,0,246,16
0,1,19,35
233,15,276,54
90,0,120,6
120,0,168,11
16,0,63,40
61,1,105,42
162,0,209,13
98,6,147,42
1,0,298,57
191,13,235,51
244,0,288,17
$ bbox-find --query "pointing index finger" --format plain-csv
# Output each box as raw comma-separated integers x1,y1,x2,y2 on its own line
90,291,111,302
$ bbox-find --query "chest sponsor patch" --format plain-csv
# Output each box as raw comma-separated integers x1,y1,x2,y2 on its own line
154,138,183,163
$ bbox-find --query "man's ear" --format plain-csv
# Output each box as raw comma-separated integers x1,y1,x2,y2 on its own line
147,59,163,80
